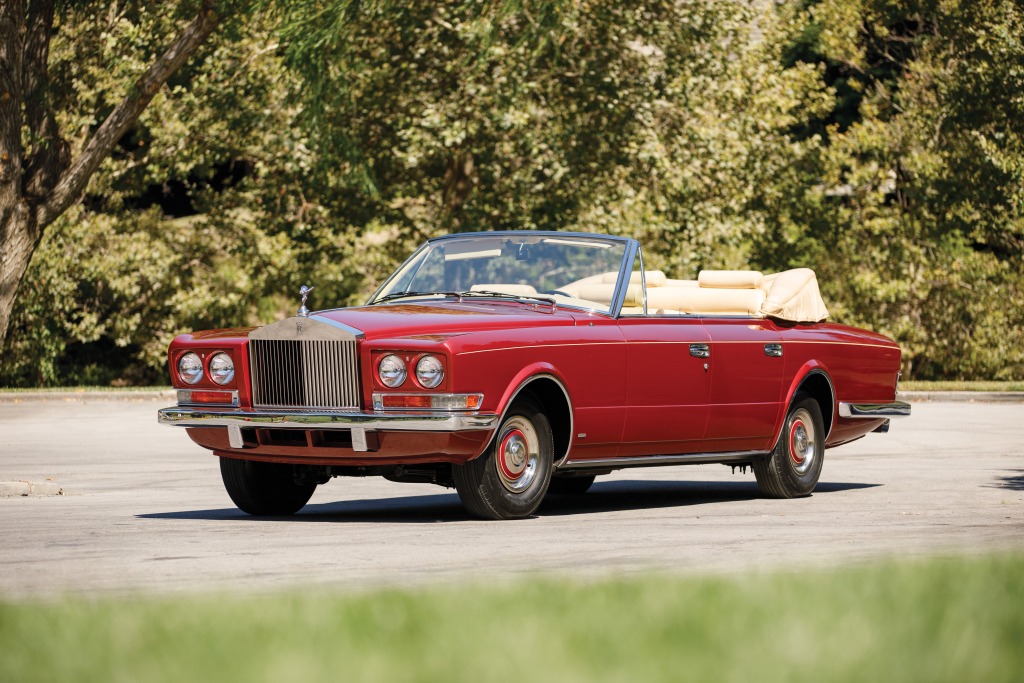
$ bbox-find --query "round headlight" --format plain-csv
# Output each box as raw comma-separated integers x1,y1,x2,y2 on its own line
378,354,407,388
415,355,444,389
178,352,203,385
209,352,235,385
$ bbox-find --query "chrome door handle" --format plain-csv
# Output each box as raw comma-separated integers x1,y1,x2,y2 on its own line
764,343,783,357
689,344,710,358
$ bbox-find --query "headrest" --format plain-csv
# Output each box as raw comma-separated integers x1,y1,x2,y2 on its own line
601,270,667,287
578,283,645,307
698,270,765,289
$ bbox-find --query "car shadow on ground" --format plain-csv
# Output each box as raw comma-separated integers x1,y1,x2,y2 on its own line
540,479,877,517
137,479,879,524
987,469,1024,491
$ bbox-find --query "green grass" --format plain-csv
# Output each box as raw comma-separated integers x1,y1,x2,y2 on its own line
901,380,1024,392
2,553,1022,683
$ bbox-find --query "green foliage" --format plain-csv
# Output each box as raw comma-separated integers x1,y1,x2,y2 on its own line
756,0,1024,379
2,554,1023,682
2,0,1022,384
273,0,833,285
2,2,313,386
0,207,291,385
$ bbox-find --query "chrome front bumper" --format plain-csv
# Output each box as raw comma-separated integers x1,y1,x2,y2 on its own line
837,401,912,419
157,406,500,451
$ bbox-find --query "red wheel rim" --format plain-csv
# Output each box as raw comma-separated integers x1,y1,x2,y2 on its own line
497,428,529,482
789,419,807,466
786,407,816,475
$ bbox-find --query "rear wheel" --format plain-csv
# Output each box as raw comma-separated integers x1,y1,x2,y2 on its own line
220,457,317,515
754,396,824,498
453,397,553,519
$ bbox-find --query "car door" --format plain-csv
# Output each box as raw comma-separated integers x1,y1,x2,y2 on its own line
702,317,785,453
616,316,713,456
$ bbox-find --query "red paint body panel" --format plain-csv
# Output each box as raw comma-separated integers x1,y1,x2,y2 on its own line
453,316,627,451
702,318,785,452
188,428,491,466
775,322,902,448
168,331,254,407
166,302,903,467
616,317,710,457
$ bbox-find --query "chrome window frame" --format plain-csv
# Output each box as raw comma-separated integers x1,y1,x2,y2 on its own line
364,231,637,318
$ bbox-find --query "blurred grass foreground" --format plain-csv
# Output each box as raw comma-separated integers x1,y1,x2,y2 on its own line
2,553,1021,683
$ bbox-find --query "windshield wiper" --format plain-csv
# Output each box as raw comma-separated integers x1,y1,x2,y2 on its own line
372,289,556,307
372,290,459,304
458,290,556,306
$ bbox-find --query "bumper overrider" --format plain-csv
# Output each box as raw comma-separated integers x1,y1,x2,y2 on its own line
837,401,912,419
837,400,911,434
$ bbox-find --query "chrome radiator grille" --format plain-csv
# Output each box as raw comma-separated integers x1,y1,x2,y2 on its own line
249,338,360,410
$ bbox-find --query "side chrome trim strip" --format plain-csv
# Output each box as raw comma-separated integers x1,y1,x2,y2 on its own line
609,239,642,318
838,401,912,419
559,449,768,470
157,407,500,432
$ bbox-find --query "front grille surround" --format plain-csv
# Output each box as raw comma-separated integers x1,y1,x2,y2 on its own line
249,339,360,410
247,316,363,411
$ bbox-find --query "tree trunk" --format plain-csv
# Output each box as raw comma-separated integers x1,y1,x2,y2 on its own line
0,204,40,348
0,0,221,351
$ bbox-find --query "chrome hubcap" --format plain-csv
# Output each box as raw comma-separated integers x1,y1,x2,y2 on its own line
788,408,816,475
495,417,539,493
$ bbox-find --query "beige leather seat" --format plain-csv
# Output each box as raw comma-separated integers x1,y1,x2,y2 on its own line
558,267,828,321
647,270,766,315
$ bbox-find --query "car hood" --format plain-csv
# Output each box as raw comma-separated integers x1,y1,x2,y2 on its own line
313,301,582,341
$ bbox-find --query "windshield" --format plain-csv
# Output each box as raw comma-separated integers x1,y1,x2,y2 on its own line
369,233,631,314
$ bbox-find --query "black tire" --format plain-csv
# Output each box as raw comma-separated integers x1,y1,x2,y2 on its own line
453,397,553,519
219,457,317,515
547,474,596,495
753,396,825,498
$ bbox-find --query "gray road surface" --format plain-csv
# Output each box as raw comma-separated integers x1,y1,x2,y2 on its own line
1,397,1022,598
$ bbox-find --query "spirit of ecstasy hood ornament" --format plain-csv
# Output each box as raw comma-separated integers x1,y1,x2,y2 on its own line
298,285,314,317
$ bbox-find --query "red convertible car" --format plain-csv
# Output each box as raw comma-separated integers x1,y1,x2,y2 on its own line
158,231,909,519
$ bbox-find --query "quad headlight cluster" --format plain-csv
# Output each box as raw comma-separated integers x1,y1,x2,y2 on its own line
177,352,235,386
377,353,445,389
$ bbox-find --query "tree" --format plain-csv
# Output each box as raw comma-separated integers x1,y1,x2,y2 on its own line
0,0,221,350
5,0,1020,385
275,0,826,290
0,3,319,386
759,0,1024,379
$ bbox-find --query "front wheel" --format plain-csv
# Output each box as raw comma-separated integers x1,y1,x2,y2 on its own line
220,457,317,515
453,397,553,519
753,396,824,498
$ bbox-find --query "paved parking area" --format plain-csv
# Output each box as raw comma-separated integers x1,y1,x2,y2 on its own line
1,397,1021,598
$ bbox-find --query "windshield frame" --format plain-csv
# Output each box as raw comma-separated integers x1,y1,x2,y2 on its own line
366,231,639,317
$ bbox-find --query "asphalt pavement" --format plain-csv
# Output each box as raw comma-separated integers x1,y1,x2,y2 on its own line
1,395,1021,598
